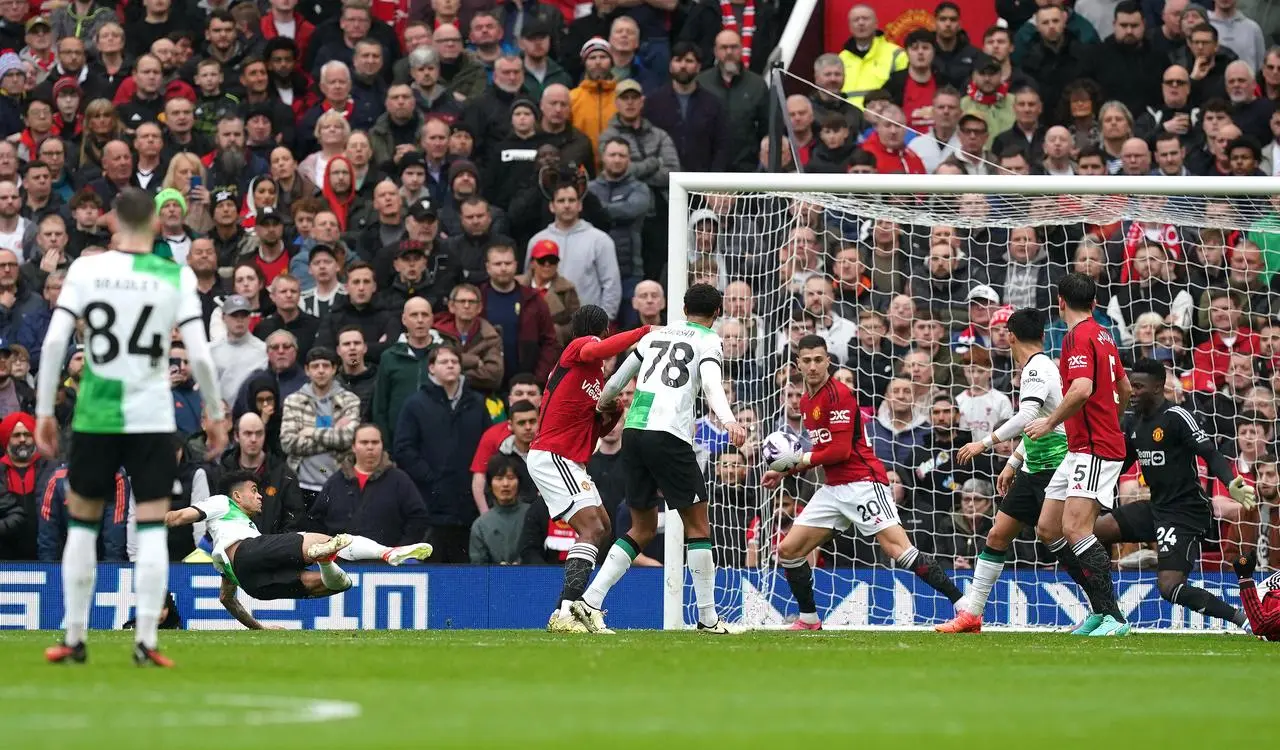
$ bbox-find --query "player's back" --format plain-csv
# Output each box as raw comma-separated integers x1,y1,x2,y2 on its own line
624,322,723,444
531,336,608,463
1019,351,1069,472
802,378,888,485
60,251,200,434
1126,403,1211,513
1059,316,1126,460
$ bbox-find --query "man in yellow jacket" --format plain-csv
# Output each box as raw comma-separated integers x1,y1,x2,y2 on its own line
838,4,907,109
570,37,618,167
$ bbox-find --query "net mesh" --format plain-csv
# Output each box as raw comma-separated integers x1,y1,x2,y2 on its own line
684,186,1280,631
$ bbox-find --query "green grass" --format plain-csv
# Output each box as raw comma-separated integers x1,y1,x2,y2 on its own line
2,630,1274,749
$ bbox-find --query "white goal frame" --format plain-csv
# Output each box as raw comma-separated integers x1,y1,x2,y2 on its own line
661,172,1280,630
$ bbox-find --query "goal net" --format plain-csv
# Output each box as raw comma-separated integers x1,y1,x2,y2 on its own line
663,173,1279,632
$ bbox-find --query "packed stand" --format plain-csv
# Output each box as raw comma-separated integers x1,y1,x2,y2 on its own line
0,0,1274,576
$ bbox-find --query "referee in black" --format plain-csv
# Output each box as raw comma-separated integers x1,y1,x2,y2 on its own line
1094,358,1257,629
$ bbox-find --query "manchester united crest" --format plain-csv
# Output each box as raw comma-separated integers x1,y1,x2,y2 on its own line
1152,427,1164,442
811,405,821,420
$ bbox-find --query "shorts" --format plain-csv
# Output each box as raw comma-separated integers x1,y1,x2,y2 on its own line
527,449,603,522
68,431,177,501
1044,451,1123,509
621,428,706,511
999,469,1054,527
231,533,309,600
1111,501,1204,573
794,481,901,538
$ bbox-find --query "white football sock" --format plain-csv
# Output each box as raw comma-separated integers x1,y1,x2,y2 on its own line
967,551,1006,616
583,540,636,609
687,546,718,627
61,523,99,646
336,535,392,562
133,524,169,650
318,559,351,591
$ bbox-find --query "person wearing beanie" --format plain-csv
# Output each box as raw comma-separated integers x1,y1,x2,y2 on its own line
569,37,616,162
484,97,546,211
438,158,510,238
153,188,197,264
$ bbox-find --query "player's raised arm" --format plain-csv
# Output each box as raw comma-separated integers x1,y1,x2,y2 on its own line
579,324,652,363
1169,407,1257,509
598,348,643,409
164,507,203,527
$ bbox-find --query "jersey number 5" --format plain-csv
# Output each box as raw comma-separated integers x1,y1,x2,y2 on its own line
642,341,694,388
84,302,166,366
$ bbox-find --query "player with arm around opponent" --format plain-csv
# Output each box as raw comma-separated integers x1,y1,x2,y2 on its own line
526,305,655,634
764,335,968,630
1092,358,1255,629
164,471,433,630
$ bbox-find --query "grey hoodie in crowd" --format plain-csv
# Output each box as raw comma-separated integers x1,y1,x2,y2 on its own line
211,332,267,404
528,219,621,319
468,496,530,564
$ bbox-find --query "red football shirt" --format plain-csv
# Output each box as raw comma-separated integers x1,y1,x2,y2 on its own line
255,249,289,285
801,378,888,485
530,337,609,464
1059,317,1127,460
470,421,512,473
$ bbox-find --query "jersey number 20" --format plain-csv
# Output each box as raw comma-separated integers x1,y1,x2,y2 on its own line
642,341,694,387
84,302,166,366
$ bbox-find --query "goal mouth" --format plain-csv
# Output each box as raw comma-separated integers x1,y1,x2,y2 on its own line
664,172,1278,632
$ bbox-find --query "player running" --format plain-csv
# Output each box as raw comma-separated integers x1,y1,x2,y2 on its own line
164,471,433,628
940,308,1088,633
765,335,968,630
1025,273,1132,636
1093,358,1255,629
1232,554,1280,640
527,305,654,634
39,188,227,667
590,284,747,634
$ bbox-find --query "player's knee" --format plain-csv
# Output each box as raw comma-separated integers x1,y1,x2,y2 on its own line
777,537,805,562
1156,578,1180,602
578,516,610,548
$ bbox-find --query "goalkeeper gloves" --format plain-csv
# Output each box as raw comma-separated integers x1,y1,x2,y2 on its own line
769,451,809,474
1234,553,1257,580
1228,476,1257,510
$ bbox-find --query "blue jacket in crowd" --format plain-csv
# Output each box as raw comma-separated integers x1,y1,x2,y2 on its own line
393,378,489,528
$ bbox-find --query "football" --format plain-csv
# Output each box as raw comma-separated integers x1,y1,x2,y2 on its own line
761,431,801,465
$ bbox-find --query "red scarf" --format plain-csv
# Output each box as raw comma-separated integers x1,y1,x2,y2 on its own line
322,98,354,121
965,79,1009,106
322,155,356,231
52,111,82,138
719,0,755,69
1120,221,1181,283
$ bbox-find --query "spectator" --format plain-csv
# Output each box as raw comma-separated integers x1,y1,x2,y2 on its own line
484,97,544,211
1226,60,1275,142
1209,0,1265,73
537,84,595,177
315,261,401,361
570,38,617,159
516,238,580,345
910,87,964,173
237,329,308,412
468,453,531,563
299,244,347,319
394,344,489,563
35,464,129,562
464,54,527,161
867,377,930,472
984,226,1057,311
211,294,268,402
957,354,1014,442
479,244,558,384
373,297,442,441
0,412,48,560
960,54,1014,145
1183,23,1233,105
519,18,571,100
837,4,907,108
589,137,650,304
432,23,486,102
309,423,430,547
255,273,320,354
468,374,543,508
332,325,375,422
645,42,728,173
885,29,940,133
433,282,504,392
444,196,516,286
911,239,972,326
697,30,768,172
992,86,1046,162
529,184,620,320
1020,5,1091,114
1119,136,1153,175
1135,64,1198,145
168,341,202,438
217,412,304,534
209,188,259,267
1193,289,1258,384
1088,1,1166,117
281,346,362,504
933,2,980,89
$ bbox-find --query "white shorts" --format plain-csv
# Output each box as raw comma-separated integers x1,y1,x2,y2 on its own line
526,449,603,522
794,481,901,538
1044,451,1123,509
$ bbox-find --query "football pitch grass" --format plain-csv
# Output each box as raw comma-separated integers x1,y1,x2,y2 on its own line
2,630,1274,749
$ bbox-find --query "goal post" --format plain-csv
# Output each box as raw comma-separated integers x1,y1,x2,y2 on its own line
662,172,1280,631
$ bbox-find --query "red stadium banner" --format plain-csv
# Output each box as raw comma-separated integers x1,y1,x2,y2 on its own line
824,1,999,53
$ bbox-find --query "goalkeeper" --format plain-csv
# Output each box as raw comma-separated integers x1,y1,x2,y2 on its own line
1233,555,1280,641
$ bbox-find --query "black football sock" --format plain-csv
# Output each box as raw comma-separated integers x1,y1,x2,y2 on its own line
898,547,964,604
781,557,817,621
1072,535,1124,621
1049,537,1098,610
1170,583,1248,627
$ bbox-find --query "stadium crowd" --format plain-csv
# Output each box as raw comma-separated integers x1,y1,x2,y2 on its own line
0,0,1274,575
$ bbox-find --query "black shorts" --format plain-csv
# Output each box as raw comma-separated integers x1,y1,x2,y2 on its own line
622,428,706,512
68,431,177,500
1111,501,1202,573
999,468,1053,528
231,533,309,600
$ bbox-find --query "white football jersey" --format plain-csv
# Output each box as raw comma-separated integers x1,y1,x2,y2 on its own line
55,251,203,434
192,494,261,579
624,322,723,444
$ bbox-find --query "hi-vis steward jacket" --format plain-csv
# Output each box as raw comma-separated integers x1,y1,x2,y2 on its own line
838,31,907,109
